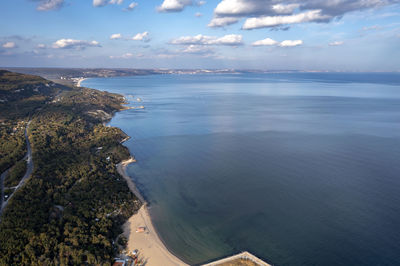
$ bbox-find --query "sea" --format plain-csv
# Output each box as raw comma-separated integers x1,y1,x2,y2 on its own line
83,73,400,265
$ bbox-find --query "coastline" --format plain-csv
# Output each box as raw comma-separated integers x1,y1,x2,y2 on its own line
76,78,87,87
116,156,144,204
87,76,188,265
117,156,188,266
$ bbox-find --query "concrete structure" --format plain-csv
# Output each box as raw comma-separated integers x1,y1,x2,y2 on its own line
202,251,271,266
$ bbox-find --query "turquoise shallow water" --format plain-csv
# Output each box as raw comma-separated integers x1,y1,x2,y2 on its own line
83,73,400,265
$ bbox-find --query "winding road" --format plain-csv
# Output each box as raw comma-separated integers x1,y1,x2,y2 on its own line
0,121,33,218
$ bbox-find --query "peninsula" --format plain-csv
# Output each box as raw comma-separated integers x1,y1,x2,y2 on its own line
0,70,142,264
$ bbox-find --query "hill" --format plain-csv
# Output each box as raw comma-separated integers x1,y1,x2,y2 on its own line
0,70,141,264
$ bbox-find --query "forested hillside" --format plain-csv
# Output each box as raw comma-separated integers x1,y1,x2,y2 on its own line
0,70,141,264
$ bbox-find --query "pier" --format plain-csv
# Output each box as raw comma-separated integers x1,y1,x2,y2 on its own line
202,251,271,266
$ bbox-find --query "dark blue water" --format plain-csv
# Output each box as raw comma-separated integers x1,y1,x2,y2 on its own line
83,73,400,265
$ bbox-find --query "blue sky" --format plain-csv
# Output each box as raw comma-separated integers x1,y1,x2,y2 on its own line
1,0,400,70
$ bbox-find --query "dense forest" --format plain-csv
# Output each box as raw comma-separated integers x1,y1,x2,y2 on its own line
4,160,27,187
0,121,26,174
0,70,141,264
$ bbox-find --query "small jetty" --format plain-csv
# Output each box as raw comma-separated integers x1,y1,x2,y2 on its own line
202,251,271,266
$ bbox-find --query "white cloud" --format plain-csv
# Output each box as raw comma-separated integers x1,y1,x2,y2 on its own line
195,12,203,17
209,0,398,29
93,0,124,7
243,10,331,30
252,37,303,47
37,0,64,11
52,39,101,49
109,0,123,4
93,0,108,7
272,4,299,14
37,44,47,49
208,16,239,27
252,38,278,46
110,33,123,40
279,40,303,47
109,53,135,59
109,32,150,41
170,34,243,46
157,0,192,12
182,45,214,55
132,32,150,41
125,2,138,11
214,0,257,16
329,41,344,46
215,34,243,45
214,1,298,16
2,42,17,49
197,1,206,6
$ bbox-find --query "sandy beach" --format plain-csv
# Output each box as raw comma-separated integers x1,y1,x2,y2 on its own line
76,78,86,87
117,158,188,266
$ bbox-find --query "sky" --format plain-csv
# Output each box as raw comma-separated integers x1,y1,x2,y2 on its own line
0,0,400,71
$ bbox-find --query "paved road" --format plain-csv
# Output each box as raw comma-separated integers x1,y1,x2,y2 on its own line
0,121,33,218
0,169,9,216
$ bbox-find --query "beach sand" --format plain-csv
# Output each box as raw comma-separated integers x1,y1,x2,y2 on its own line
77,78,86,87
117,158,188,266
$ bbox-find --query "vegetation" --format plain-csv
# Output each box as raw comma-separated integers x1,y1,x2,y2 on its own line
3,188,15,200
4,160,27,187
0,70,141,264
0,70,70,120
0,120,26,174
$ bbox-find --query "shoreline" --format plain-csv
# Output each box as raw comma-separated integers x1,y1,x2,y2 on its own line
116,157,144,204
116,156,188,266
76,78,87,87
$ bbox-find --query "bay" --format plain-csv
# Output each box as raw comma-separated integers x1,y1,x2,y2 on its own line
83,73,400,265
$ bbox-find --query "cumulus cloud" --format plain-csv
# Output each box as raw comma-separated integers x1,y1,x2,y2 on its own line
208,16,240,27
329,41,344,46
2,42,17,49
213,0,298,17
279,39,302,47
37,44,47,49
252,38,278,46
252,37,302,47
242,10,330,29
157,0,193,12
125,2,138,11
209,0,400,29
132,32,150,41
36,0,64,11
109,32,150,41
52,39,101,49
195,12,203,17
170,34,243,46
110,33,123,40
272,3,299,14
214,34,243,45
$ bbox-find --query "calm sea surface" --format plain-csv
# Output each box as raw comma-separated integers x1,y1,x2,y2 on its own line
83,73,400,265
